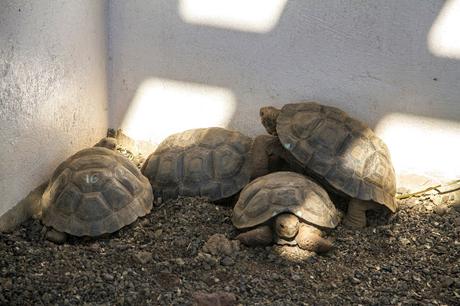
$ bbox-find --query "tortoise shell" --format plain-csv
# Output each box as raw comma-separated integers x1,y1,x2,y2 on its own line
40,147,153,236
232,171,340,229
276,102,396,212
141,127,253,201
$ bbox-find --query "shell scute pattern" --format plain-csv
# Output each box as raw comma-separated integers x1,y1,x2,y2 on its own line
213,144,244,179
47,168,72,204
114,166,140,195
153,153,183,185
182,147,213,183
41,147,153,236
276,102,396,211
232,172,340,229
142,127,252,201
101,180,134,210
75,194,112,222
53,185,81,216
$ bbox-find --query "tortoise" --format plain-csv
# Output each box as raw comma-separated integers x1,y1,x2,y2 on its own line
259,102,397,228
96,132,145,169
94,136,117,150
232,171,341,253
141,127,283,202
39,140,153,242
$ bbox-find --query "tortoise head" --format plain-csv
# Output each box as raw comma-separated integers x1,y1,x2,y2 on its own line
259,106,280,136
94,137,117,150
275,213,300,239
249,135,285,179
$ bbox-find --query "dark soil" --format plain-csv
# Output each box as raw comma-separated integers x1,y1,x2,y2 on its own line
1,194,459,305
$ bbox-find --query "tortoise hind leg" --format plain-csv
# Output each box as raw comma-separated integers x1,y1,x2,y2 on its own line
45,228,67,244
343,199,380,229
235,225,273,247
296,224,333,253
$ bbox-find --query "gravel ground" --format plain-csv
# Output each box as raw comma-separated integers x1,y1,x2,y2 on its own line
1,192,459,305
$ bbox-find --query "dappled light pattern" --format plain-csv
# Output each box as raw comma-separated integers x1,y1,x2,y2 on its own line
179,0,287,33
120,78,236,146
428,0,460,59
375,113,460,182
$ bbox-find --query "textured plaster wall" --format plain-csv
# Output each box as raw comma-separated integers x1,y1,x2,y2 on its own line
0,1,109,227
109,0,460,183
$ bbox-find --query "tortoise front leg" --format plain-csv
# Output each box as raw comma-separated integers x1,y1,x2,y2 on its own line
296,224,333,253
235,225,273,247
343,199,380,229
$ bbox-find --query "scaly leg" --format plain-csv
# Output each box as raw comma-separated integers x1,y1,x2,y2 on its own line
343,199,380,229
296,224,332,253
235,225,273,247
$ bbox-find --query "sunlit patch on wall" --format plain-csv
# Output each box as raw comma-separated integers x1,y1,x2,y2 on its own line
120,78,236,146
178,0,288,33
375,113,460,183
428,0,460,59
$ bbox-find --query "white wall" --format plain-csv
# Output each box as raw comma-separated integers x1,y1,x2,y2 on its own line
0,1,109,224
109,0,460,185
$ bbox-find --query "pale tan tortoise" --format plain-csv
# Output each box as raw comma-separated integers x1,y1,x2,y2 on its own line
141,127,283,202
39,138,153,242
260,102,397,228
232,171,341,253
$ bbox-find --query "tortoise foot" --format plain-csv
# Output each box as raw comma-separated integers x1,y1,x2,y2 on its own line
343,199,380,229
296,224,332,253
235,225,273,247
45,229,67,244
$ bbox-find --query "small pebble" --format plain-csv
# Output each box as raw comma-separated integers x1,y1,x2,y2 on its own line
153,229,163,239
453,217,460,227
175,258,185,266
193,291,236,306
1,278,13,290
434,205,448,216
134,251,153,265
442,277,454,287
349,277,361,284
399,237,411,245
221,256,235,266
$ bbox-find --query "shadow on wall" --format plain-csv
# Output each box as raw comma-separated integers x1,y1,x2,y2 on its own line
109,0,460,179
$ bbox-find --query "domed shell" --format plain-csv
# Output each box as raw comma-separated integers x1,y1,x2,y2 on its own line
232,171,340,229
276,102,397,212
40,147,153,236
141,127,253,201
